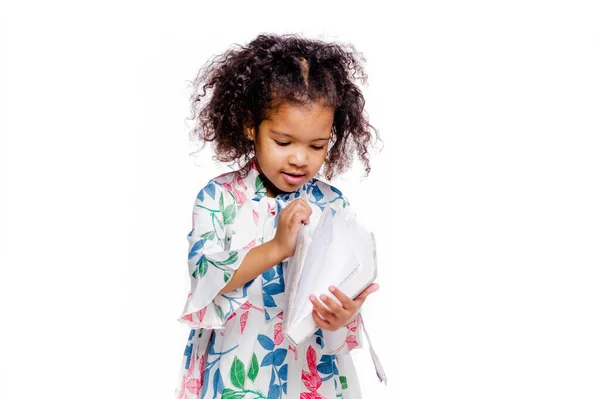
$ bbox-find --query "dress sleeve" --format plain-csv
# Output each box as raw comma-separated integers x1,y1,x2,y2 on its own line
320,311,364,355
178,180,251,329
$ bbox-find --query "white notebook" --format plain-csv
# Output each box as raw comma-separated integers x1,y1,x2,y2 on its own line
283,203,378,347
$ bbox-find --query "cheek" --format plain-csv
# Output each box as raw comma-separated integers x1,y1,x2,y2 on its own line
267,144,287,159
258,143,286,165
314,150,328,164
257,140,275,156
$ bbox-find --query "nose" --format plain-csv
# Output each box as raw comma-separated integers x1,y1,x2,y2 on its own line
289,147,309,167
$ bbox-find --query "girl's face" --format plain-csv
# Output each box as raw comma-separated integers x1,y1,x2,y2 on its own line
247,102,334,197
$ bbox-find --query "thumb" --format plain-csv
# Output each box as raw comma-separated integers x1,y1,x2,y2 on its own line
355,283,379,302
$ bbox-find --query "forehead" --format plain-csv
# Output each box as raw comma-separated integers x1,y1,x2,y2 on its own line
264,102,334,137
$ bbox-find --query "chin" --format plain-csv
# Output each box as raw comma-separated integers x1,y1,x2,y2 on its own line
276,182,298,192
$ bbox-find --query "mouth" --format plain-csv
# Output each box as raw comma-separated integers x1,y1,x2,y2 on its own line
281,171,306,185
283,172,305,177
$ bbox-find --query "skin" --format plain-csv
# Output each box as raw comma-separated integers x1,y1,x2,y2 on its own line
246,101,332,198
245,101,379,331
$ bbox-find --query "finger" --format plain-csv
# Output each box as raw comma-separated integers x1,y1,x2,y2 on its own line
310,295,336,320
293,200,311,214
319,293,345,315
282,199,303,215
289,198,309,210
298,199,312,215
292,198,309,206
320,299,352,329
310,295,335,318
290,213,309,230
312,309,332,330
279,202,297,224
354,283,379,304
328,286,355,310
291,209,311,225
289,199,312,218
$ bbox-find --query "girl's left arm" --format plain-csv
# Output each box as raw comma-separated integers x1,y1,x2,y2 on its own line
311,284,379,355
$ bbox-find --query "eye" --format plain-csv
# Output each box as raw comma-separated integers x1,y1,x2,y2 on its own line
275,141,290,146
311,145,325,150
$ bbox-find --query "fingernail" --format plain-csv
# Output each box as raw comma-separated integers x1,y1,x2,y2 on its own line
329,286,335,292
320,294,327,301
310,295,316,301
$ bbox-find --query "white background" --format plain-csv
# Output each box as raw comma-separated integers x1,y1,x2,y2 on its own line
1,1,599,398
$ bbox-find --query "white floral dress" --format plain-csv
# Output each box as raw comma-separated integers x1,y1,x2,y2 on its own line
175,160,370,399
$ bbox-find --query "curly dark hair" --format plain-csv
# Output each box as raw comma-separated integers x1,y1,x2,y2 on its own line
186,33,381,180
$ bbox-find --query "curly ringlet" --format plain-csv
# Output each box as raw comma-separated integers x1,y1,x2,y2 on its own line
186,33,380,180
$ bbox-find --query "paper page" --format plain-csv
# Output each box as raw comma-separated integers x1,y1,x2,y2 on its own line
283,222,309,330
290,205,361,326
283,191,313,332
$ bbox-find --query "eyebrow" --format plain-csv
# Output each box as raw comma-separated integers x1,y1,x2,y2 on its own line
270,130,330,142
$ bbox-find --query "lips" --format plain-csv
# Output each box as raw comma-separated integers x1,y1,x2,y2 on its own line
283,172,305,177
281,171,306,185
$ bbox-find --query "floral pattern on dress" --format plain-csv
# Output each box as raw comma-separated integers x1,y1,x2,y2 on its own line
175,159,365,399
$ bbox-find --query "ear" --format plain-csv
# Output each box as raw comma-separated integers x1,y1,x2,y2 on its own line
245,126,255,141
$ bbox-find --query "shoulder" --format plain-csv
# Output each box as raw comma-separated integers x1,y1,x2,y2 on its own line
211,169,238,186
193,171,236,205
194,168,254,209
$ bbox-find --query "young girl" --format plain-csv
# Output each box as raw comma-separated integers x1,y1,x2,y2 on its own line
175,33,382,399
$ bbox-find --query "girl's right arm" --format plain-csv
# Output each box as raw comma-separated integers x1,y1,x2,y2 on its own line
179,180,311,329
217,198,312,295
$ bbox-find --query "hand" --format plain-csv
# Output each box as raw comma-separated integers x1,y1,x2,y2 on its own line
310,283,379,331
272,199,312,259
